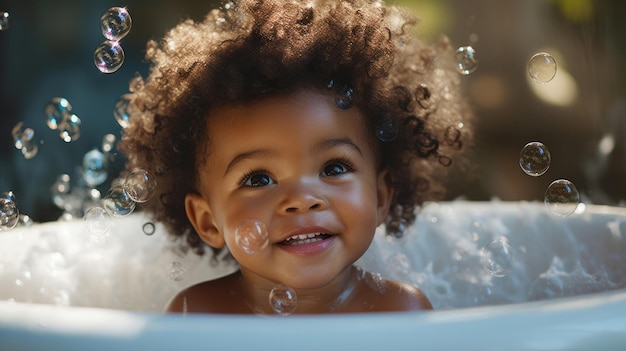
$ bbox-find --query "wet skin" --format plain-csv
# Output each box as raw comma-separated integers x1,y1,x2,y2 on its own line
167,89,432,314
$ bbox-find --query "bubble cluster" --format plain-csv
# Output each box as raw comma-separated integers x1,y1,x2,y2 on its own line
519,141,551,176
235,219,269,254
455,46,478,75
44,97,81,142
269,285,297,315
386,252,411,277
11,122,39,159
123,168,157,203
481,239,518,277
83,206,111,235
169,261,186,281
544,179,580,217
528,52,557,83
113,94,132,128
0,191,19,231
94,7,131,73
103,183,136,217
0,11,9,30
100,7,132,41
94,40,125,74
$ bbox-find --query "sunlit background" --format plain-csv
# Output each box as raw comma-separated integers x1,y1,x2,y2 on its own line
1,0,624,223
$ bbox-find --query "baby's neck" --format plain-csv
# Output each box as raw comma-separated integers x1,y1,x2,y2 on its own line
239,266,360,314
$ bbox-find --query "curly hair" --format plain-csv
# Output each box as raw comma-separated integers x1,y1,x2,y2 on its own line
118,0,473,255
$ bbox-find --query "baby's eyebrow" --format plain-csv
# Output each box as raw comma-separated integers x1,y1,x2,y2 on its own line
313,138,363,156
224,149,274,176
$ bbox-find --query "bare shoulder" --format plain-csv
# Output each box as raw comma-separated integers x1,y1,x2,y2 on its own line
165,272,247,314
383,278,433,311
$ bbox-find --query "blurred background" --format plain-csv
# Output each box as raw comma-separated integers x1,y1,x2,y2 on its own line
0,0,624,223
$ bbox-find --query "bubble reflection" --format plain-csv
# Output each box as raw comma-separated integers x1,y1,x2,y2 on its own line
234,219,269,254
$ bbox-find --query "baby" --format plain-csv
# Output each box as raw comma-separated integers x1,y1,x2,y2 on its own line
119,0,471,314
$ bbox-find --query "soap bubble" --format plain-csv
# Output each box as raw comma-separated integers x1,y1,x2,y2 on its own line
84,207,111,235
544,179,579,217
235,219,269,254
94,40,125,74
455,46,478,75
528,52,557,83
0,192,19,231
123,168,157,203
103,183,136,217
519,141,551,176
102,134,116,153
11,122,38,159
51,174,71,209
0,11,9,30
113,94,132,128
376,116,399,142
101,7,132,41
82,149,109,187
269,285,297,315
481,239,517,277
44,97,72,130
59,113,81,142
335,85,354,109
142,222,156,236
169,261,186,281
18,214,33,227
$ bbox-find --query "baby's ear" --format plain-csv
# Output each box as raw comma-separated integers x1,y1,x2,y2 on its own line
185,192,225,249
375,169,394,226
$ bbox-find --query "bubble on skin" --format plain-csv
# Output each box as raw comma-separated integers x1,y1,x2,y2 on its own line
481,239,518,277
44,97,72,131
113,94,132,128
169,261,186,281
142,222,156,236
94,40,125,74
528,52,557,84
269,285,298,315
82,149,109,187
454,45,478,75
103,183,136,217
519,141,551,177
122,168,157,203
544,179,580,217
335,85,354,109
100,7,132,41
11,122,39,159
376,116,399,142
0,11,9,30
0,192,20,231
83,207,111,235
235,219,269,254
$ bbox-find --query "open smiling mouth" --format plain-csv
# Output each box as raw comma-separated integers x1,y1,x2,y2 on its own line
279,233,334,246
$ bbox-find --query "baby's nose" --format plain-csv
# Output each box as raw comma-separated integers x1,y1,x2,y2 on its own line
278,180,327,214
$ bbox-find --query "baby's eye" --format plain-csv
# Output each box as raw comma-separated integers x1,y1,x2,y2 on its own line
321,160,354,177
242,172,274,187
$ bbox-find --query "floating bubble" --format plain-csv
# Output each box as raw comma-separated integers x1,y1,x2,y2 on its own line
11,122,38,159
102,134,116,153
51,174,71,210
519,141,551,176
169,261,186,281
100,7,132,41
123,168,157,203
481,239,517,277
84,207,111,235
103,183,136,217
335,85,354,109
269,285,297,315
0,192,19,231
82,149,109,187
142,222,156,236
544,179,579,217
0,11,9,30
455,46,478,75
528,52,557,84
113,94,132,128
375,116,399,142
18,214,33,227
59,113,81,142
234,219,269,254
44,97,72,130
94,40,125,74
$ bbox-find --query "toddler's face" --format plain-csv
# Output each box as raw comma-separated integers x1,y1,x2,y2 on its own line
186,89,392,289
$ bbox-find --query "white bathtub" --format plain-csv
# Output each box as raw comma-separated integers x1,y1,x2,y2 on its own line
1,201,625,350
